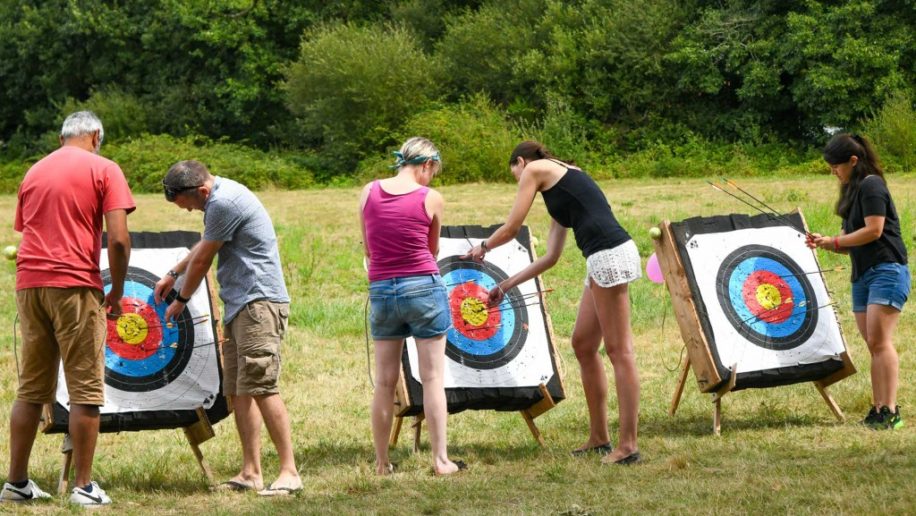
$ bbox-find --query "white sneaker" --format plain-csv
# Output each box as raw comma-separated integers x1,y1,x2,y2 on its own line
0,479,53,502
69,481,112,506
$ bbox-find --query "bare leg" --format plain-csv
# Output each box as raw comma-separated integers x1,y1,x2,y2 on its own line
370,339,404,475
570,286,611,450
864,305,901,408
589,282,640,464
854,312,872,410
415,334,460,475
230,395,264,489
69,404,100,486
7,401,42,482
254,394,300,487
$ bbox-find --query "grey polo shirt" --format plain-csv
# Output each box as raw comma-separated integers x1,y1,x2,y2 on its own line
203,177,289,323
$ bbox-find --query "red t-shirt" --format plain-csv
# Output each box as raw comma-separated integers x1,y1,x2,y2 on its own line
15,146,136,291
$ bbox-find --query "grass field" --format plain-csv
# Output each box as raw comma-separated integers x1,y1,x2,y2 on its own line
0,174,914,515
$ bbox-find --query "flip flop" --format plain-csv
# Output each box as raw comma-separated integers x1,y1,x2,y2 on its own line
257,482,304,497
212,480,258,492
570,443,613,457
603,451,642,466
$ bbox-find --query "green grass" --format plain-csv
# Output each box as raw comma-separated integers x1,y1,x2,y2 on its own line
0,175,914,514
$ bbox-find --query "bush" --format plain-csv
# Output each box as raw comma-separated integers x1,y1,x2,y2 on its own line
105,134,314,192
863,90,916,173
59,88,151,143
359,94,519,184
284,23,441,177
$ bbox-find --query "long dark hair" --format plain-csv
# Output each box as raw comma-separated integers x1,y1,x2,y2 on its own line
508,141,574,167
823,133,884,218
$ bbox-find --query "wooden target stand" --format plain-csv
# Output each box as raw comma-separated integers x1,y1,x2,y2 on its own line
389,270,565,450
45,273,229,493
653,218,856,435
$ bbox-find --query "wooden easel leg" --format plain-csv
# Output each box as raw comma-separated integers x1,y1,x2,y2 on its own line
670,357,691,416
518,384,555,446
713,399,722,436
411,414,425,454
183,407,216,486
815,382,846,422
58,434,73,495
520,410,545,446
389,416,404,448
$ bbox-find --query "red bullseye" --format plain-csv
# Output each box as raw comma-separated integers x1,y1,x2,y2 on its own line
106,297,162,360
741,270,793,323
449,281,501,341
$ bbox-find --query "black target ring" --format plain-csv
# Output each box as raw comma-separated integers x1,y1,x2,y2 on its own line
716,245,818,350
438,257,528,369
102,266,195,391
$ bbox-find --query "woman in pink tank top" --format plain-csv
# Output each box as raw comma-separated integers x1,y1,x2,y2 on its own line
359,137,464,476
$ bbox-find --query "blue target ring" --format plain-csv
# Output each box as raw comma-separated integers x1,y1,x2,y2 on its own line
727,257,806,338
716,245,817,350
438,257,528,369
442,268,516,356
102,267,194,391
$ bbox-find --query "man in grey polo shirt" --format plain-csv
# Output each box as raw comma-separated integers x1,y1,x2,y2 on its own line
153,160,301,495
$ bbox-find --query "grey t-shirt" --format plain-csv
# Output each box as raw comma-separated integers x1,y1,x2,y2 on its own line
203,177,290,323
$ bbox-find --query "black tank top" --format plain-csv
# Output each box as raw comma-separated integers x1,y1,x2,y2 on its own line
540,164,631,257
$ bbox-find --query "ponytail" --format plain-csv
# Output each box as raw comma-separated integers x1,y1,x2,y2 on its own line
508,141,575,167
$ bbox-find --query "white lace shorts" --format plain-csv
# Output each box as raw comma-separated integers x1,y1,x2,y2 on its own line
585,239,642,288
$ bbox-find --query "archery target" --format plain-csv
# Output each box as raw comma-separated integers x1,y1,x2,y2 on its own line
55,247,220,412
405,236,555,388
684,225,845,375
439,256,528,369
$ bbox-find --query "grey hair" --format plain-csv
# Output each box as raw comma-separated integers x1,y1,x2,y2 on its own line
164,160,211,189
398,136,439,164
60,111,104,142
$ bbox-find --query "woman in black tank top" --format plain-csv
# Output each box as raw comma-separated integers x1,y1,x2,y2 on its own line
465,141,642,464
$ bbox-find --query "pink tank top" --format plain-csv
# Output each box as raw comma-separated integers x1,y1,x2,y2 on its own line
364,180,440,281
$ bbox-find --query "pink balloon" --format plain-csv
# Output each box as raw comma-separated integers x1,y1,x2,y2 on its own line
646,252,664,284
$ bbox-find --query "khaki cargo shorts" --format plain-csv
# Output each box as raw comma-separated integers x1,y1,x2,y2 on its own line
16,287,107,405
222,300,289,396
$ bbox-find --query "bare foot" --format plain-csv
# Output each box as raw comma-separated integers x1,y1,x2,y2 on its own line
225,474,263,491
434,459,466,476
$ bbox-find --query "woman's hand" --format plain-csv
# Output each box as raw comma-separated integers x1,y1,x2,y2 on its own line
464,244,487,262
487,283,506,307
807,232,839,252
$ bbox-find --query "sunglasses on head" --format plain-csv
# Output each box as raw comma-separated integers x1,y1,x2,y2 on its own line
162,182,202,202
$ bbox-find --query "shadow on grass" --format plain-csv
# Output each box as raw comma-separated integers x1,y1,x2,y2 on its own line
641,410,833,437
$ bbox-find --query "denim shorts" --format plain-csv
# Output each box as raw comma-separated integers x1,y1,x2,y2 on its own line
369,274,451,339
851,262,910,313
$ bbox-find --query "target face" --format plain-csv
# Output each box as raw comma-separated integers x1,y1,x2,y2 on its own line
55,246,220,413
405,233,556,389
102,267,195,391
716,245,817,350
439,257,528,369
682,224,845,375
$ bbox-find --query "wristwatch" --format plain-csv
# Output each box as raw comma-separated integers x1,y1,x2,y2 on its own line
167,270,180,279
175,293,191,303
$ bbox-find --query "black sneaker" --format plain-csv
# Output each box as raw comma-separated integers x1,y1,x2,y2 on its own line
861,406,880,427
879,406,903,430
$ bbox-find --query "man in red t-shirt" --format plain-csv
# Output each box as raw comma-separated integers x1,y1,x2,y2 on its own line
1,112,134,507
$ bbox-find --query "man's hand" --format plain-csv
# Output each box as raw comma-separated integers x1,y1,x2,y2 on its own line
165,300,185,325
153,275,176,304
104,288,123,319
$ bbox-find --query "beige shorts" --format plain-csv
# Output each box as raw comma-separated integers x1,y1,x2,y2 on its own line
585,239,642,288
16,287,106,405
223,300,289,396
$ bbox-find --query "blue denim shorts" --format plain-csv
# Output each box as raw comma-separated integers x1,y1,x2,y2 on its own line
369,274,452,340
851,262,910,313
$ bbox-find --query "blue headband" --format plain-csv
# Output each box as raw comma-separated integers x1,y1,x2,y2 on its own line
390,151,441,169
